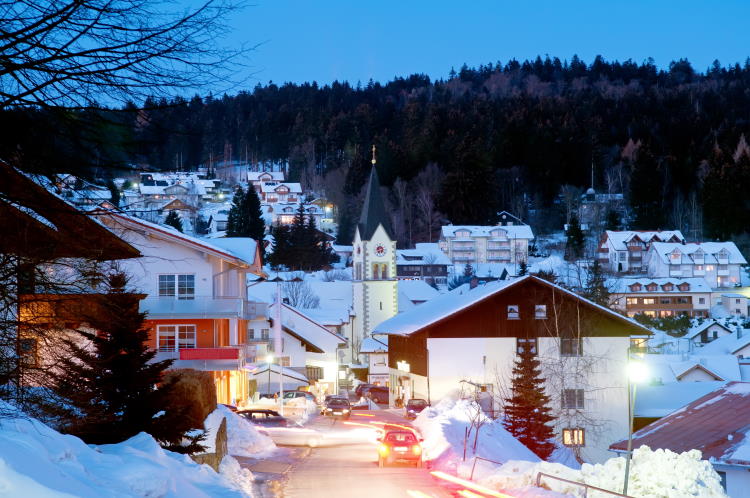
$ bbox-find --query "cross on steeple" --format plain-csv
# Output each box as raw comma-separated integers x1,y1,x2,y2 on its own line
371,144,377,166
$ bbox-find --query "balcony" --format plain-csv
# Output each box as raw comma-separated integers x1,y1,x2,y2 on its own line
669,271,682,277
487,242,510,250
140,297,266,320
718,269,730,276
153,346,244,371
453,255,474,261
452,245,475,252
487,253,511,262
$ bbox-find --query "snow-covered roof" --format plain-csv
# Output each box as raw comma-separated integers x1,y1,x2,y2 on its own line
139,185,167,195
642,353,741,384
246,362,308,383
609,277,711,294
603,230,684,251
441,224,534,240
260,182,302,194
634,381,729,418
247,280,353,325
699,327,750,355
208,238,259,270
611,382,750,467
397,243,452,266
248,171,285,182
359,336,388,353
373,275,652,336
650,241,747,265
686,320,733,340
398,279,440,303
332,244,353,253
450,263,512,279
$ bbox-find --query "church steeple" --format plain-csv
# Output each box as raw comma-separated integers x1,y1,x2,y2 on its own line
357,145,394,240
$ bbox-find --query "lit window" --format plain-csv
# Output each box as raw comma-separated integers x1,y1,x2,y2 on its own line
507,305,520,320
157,325,196,351
560,338,583,357
517,338,538,355
561,389,585,409
643,298,656,305
535,305,547,319
626,297,638,306
562,428,585,447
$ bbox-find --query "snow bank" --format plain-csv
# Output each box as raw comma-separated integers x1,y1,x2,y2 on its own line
204,404,276,457
0,411,254,497
352,397,380,410
476,447,727,498
284,397,319,423
412,398,540,472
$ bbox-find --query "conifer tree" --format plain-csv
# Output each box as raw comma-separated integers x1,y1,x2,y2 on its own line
503,343,556,459
583,259,610,306
268,204,337,270
518,260,528,276
565,215,584,261
46,273,193,447
164,210,183,232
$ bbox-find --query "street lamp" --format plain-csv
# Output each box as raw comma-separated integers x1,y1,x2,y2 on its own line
266,353,274,397
623,358,649,495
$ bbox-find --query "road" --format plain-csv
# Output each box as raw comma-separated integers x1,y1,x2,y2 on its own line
277,410,457,498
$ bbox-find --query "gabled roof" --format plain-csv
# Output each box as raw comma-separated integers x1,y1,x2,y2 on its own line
610,382,750,467
604,230,685,251
686,320,733,340
360,336,388,353
650,242,747,265
609,277,711,294
441,224,534,240
357,166,393,240
700,327,750,355
373,275,653,337
397,243,452,266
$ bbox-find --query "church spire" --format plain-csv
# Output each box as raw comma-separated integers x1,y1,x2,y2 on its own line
356,144,393,240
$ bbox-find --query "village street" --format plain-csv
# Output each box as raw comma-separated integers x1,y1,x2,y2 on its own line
240,409,458,498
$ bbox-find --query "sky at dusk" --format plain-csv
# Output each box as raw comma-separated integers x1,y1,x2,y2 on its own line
223,0,750,86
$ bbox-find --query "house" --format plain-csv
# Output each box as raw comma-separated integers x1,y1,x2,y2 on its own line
698,326,750,360
647,242,747,289
261,202,323,227
610,382,750,496
716,293,749,317
608,277,712,318
331,245,353,266
248,171,285,191
359,336,389,386
438,223,534,266
449,263,512,284
259,182,302,204
686,320,734,345
578,188,625,232
631,381,728,431
246,302,347,398
397,280,440,311
373,274,653,463
396,243,451,287
95,211,265,406
597,230,685,274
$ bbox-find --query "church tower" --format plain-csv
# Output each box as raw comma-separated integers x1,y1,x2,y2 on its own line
351,146,398,359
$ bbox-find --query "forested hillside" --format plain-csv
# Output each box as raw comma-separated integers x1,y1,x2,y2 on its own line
7,56,750,246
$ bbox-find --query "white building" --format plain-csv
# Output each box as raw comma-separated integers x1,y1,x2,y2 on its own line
597,230,685,274
608,277,712,318
439,223,533,266
248,171,285,190
259,182,303,204
360,336,389,386
647,241,747,288
374,275,653,463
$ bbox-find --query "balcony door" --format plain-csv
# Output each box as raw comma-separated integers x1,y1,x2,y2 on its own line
157,324,197,352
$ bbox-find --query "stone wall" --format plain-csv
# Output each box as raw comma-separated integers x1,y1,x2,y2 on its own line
190,417,227,472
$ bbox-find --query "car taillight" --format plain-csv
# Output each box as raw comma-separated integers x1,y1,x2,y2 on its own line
378,444,389,456
412,445,422,455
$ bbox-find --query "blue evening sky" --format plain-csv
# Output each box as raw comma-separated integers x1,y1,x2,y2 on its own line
227,1,750,86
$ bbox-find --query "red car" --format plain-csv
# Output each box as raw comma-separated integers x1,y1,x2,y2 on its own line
377,429,423,467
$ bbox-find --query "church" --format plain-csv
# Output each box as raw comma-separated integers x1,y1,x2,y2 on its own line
351,147,398,374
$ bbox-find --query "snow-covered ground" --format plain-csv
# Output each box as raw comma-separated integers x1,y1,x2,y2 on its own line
0,405,256,497
204,404,276,457
412,397,727,497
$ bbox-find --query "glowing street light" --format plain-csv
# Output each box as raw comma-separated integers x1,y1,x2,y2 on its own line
624,358,649,495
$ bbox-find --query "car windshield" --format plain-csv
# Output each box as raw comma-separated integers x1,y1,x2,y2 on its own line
328,399,349,407
407,399,428,407
385,432,417,444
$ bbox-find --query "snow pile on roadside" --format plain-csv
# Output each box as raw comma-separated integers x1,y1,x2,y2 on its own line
412,398,539,471
0,411,254,497
285,397,319,423
476,447,726,498
204,404,276,457
352,397,379,410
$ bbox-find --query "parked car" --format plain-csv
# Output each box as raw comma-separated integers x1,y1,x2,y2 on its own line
364,386,389,404
377,428,423,467
354,383,375,398
323,398,352,418
237,409,292,427
283,391,317,403
404,399,429,420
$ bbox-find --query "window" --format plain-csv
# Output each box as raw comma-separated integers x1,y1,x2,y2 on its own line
698,298,706,304
157,325,196,351
562,389,585,409
158,274,195,300
676,297,689,304
517,338,538,355
535,305,547,319
560,338,583,357
261,329,270,340
717,471,727,491
660,298,671,304
279,356,290,367
618,252,627,261
737,299,742,305
507,305,520,320
18,338,38,367
306,366,323,381
562,428,585,447
626,297,638,306
642,298,656,305
247,328,255,340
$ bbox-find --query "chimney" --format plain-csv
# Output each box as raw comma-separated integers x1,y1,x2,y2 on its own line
470,276,479,289
737,325,743,339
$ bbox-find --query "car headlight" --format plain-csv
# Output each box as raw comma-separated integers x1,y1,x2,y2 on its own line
343,409,349,413
408,410,415,414
326,408,332,411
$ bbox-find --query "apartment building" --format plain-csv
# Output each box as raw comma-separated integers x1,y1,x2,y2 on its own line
609,278,712,318
396,243,451,287
439,222,534,266
647,242,747,289
597,230,685,273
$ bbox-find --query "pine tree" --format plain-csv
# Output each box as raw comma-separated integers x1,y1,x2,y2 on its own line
565,215,584,261
106,179,120,207
268,204,337,271
46,273,193,447
463,263,474,278
503,343,556,460
518,260,528,276
583,259,610,306
164,210,183,232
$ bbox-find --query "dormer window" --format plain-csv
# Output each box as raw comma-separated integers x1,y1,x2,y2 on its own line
678,283,690,291
646,283,658,292
629,283,642,292
456,230,471,238
662,283,674,291
670,251,681,262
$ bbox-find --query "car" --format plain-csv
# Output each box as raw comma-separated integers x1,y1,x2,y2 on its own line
404,399,429,420
323,398,352,418
321,394,348,414
377,428,423,467
364,386,389,404
283,391,317,403
237,409,293,427
354,383,375,398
